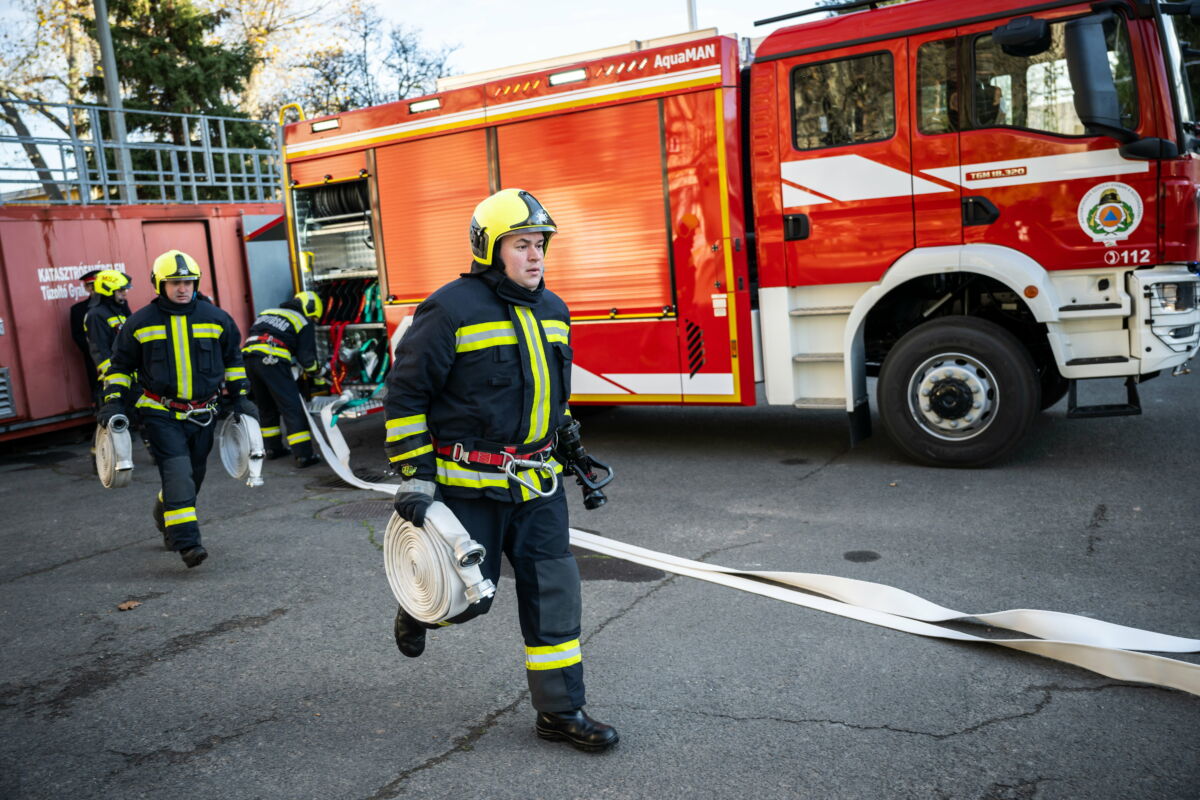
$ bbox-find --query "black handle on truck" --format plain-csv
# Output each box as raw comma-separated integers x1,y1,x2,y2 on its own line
783,214,810,241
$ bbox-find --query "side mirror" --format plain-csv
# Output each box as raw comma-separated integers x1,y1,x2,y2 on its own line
993,16,1052,57
1064,12,1137,143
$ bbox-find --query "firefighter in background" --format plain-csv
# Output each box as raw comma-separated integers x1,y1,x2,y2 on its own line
70,269,102,401
84,270,132,390
385,188,618,752
98,250,257,569
241,291,323,468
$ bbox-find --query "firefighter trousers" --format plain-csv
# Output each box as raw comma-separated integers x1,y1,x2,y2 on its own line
245,353,313,460
435,487,585,712
142,412,216,551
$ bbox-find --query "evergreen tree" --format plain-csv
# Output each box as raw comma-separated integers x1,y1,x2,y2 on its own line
82,0,264,147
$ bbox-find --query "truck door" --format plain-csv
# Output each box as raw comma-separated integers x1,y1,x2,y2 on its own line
774,38,930,286
948,11,1157,268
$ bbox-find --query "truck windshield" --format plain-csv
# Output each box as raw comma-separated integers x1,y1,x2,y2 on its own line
1160,13,1199,146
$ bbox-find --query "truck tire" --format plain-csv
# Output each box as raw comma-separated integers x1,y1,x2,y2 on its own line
877,316,1040,467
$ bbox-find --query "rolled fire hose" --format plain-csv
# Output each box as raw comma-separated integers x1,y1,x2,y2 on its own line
216,413,266,487
94,414,134,489
383,502,496,624
301,389,1200,695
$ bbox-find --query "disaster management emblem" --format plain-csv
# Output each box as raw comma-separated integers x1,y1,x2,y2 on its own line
1077,181,1143,245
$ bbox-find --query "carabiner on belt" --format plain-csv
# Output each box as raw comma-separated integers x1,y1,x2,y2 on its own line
184,405,216,427
502,452,558,497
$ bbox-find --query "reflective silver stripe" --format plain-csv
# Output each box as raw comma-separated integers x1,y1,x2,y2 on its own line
541,318,569,344
385,420,427,441
263,308,306,331
455,321,517,352
435,458,510,488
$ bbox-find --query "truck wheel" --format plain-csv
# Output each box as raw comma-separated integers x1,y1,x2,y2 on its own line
877,316,1040,467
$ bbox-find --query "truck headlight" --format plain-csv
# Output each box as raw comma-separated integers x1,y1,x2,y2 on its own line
1155,282,1196,312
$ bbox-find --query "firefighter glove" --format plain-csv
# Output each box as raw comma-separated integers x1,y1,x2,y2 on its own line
97,398,123,427
234,396,259,421
394,478,436,527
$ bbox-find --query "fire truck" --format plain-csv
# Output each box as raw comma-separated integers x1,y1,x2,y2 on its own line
278,0,1200,467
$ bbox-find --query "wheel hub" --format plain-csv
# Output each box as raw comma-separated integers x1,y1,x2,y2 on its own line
908,354,997,440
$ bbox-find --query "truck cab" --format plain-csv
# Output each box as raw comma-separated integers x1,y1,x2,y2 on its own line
750,0,1200,465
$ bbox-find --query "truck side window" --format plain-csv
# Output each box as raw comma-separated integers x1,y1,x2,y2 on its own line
917,39,959,135
971,15,1137,136
791,52,894,150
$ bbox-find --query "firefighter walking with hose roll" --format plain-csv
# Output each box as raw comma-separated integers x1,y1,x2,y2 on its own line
241,291,323,467
98,250,257,569
384,188,618,751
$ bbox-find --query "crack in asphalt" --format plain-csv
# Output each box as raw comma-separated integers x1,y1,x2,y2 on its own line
362,557,679,799
362,693,529,800
0,498,316,584
107,713,280,771
612,683,1151,741
0,608,287,718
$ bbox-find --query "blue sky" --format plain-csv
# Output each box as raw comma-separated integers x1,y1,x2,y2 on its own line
389,1,824,78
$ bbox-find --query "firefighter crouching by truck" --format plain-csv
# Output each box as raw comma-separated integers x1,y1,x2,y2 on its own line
241,291,323,467
98,250,258,569
385,188,618,752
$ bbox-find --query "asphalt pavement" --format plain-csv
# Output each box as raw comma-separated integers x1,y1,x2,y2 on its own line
1,373,1197,799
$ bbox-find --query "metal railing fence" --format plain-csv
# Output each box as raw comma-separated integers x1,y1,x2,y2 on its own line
0,98,281,205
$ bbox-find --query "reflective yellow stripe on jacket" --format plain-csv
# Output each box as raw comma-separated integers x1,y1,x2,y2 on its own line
134,325,166,343
515,306,551,444
454,321,517,352
171,316,193,399
193,323,222,339
541,319,569,344
385,414,432,462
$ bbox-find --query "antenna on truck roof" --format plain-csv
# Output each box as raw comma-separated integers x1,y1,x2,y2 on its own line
754,0,897,27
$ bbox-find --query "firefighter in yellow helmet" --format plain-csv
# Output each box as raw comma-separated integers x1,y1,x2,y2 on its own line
69,269,103,400
83,270,132,383
99,250,257,569
383,188,618,751
84,269,134,418
241,290,324,467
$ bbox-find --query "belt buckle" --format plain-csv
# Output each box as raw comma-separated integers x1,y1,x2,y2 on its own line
451,442,467,463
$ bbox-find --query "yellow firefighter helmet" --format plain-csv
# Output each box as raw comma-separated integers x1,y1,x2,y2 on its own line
151,250,201,293
295,290,323,321
468,188,557,266
93,269,131,297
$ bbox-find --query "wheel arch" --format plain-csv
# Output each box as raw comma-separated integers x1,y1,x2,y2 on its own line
842,245,1060,407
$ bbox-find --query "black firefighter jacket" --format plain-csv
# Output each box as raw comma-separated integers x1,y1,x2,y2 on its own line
83,295,131,380
242,297,318,373
384,268,573,503
104,295,248,416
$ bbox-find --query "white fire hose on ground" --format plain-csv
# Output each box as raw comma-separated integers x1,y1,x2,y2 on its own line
301,393,1200,695
94,414,134,489
216,412,266,487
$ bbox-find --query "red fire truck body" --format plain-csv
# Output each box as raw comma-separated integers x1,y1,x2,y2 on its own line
280,0,1200,466
0,203,280,442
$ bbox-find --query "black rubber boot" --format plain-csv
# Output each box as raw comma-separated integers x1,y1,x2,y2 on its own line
535,709,618,752
393,605,426,658
264,446,290,461
294,454,320,469
180,545,208,569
